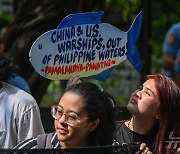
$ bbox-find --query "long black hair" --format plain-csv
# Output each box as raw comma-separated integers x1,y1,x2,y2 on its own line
65,82,116,146
0,52,18,82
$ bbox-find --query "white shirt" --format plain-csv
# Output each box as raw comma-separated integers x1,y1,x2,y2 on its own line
0,82,44,149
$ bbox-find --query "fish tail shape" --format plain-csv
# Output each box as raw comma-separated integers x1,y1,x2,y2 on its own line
127,11,142,72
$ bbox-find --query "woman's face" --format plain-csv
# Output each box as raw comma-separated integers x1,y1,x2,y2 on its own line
54,92,94,148
127,79,160,119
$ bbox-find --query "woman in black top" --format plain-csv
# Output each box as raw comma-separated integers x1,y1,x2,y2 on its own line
115,74,180,154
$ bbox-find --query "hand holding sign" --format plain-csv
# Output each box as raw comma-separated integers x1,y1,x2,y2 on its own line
66,76,82,88
29,11,142,81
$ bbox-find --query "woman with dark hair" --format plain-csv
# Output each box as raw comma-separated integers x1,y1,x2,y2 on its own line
115,74,180,154
14,82,116,149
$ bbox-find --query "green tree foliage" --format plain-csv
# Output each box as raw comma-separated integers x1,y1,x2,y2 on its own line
104,0,180,74
100,0,180,105
105,0,141,21
0,12,12,35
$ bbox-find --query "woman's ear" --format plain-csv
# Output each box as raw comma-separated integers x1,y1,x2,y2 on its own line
88,119,100,132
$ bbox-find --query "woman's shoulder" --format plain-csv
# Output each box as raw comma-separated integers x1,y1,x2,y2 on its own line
115,120,130,135
14,137,38,149
14,132,57,149
114,120,131,144
115,120,126,129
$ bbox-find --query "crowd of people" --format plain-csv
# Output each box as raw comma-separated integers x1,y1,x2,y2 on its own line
1,57,179,153
0,22,179,154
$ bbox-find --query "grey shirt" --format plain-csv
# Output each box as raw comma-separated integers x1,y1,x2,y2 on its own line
0,82,44,149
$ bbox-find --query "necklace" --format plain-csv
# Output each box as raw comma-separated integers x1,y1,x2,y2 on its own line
127,119,134,143
127,119,131,130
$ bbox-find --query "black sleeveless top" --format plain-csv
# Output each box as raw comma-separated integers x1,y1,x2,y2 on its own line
114,121,156,152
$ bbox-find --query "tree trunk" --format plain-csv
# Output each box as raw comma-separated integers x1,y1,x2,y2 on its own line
3,0,103,104
140,0,152,80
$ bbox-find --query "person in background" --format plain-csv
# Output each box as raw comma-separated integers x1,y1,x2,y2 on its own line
162,22,180,86
7,75,30,93
14,82,116,149
0,52,44,148
0,37,30,92
115,74,180,154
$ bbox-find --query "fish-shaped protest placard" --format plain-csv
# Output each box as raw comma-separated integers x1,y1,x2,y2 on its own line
29,11,142,81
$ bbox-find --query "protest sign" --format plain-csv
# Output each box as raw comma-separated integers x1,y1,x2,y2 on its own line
30,12,142,80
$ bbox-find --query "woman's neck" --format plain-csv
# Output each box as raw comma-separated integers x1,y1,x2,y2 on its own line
125,117,156,135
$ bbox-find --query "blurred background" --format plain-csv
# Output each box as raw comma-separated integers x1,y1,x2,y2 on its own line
0,0,179,132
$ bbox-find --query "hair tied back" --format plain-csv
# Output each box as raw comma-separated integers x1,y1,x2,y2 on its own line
108,97,115,108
